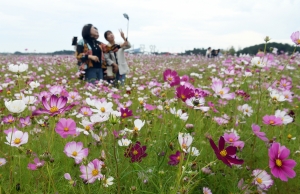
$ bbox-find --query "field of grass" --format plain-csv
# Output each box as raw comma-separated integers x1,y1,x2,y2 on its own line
0,49,299,193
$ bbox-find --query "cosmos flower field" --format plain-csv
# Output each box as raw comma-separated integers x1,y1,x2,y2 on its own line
0,36,300,193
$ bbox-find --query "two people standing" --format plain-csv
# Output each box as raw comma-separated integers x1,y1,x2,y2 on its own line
75,24,130,85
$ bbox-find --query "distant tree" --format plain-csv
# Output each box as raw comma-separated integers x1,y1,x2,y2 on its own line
228,46,236,55
236,42,295,55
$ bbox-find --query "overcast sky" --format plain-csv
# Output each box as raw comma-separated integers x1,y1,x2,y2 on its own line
1,0,299,53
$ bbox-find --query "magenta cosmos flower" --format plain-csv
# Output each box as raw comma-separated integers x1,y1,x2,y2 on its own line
268,142,296,181
163,69,180,86
168,151,181,166
2,114,15,124
80,159,104,183
209,136,244,168
64,141,89,164
27,158,45,170
55,118,77,138
32,95,75,116
252,124,268,142
124,141,147,163
120,108,133,118
176,85,194,102
290,31,300,45
262,115,283,126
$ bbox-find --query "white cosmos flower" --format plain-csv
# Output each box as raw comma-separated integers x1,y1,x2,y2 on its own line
29,81,40,89
124,119,145,133
0,158,7,166
22,96,37,105
251,57,266,68
103,176,114,187
90,114,109,123
270,90,285,102
187,147,200,156
170,108,189,121
5,99,27,113
8,63,28,73
5,131,28,147
185,97,209,112
178,133,193,153
274,110,293,125
118,138,132,146
237,104,253,117
91,101,113,115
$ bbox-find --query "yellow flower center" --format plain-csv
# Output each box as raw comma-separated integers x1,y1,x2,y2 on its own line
8,119,13,123
100,107,105,113
220,150,227,157
258,61,261,64
64,127,69,132
283,83,287,87
245,109,249,112
92,169,99,176
72,151,77,156
71,95,75,99
85,125,90,131
167,77,173,81
181,94,186,100
284,95,289,99
50,106,58,113
123,113,127,117
83,111,88,115
219,90,224,95
133,127,139,132
133,150,138,155
269,120,274,125
14,138,21,144
276,159,282,167
229,138,233,142
181,143,187,149
256,178,263,184
287,134,292,139
177,156,180,161
297,39,300,44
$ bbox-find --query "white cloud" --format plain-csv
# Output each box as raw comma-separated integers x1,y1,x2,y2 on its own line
0,0,299,53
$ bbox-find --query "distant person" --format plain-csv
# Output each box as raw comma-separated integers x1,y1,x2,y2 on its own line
75,24,117,83
104,29,131,86
256,48,264,57
217,49,223,57
206,47,211,58
211,49,218,58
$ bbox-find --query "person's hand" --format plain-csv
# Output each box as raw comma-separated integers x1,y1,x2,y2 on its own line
79,64,86,70
89,55,99,62
119,29,126,40
112,63,119,73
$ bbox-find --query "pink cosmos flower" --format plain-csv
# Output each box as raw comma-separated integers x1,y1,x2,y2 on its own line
290,31,300,45
223,132,240,144
55,118,77,138
213,116,229,125
268,142,296,181
181,75,189,82
262,115,283,126
5,130,28,147
79,106,93,117
19,116,31,128
27,158,45,170
32,95,75,116
252,124,268,142
80,159,104,183
163,69,180,86
279,78,292,91
176,85,194,102
203,187,212,194
211,80,235,100
49,85,63,95
64,141,89,164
